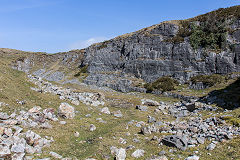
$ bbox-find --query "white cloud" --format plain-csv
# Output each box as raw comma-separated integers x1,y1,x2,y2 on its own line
69,37,110,50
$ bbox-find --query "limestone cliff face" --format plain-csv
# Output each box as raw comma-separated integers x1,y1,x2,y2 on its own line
9,6,240,92
81,19,240,91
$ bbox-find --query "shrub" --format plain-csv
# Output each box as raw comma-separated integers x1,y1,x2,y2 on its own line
189,22,227,50
74,65,88,77
190,74,224,87
144,76,179,92
167,6,240,50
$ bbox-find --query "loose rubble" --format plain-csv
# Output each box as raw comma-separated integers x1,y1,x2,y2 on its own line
28,75,105,107
137,100,240,152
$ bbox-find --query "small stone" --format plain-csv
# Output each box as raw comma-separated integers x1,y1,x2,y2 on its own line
71,100,80,106
59,121,66,125
131,149,145,158
141,99,160,106
206,143,216,150
0,112,10,120
133,138,140,143
28,106,41,113
89,124,96,132
101,107,111,114
148,116,156,123
197,137,205,144
4,128,13,137
49,151,63,159
74,132,79,137
40,122,52,129
113,110,123,118
118,138,127,144
11,143,25,153
116,148,126,160
12,153,25,160
85,114,91,117
0,145,11,156
184,155,200,160
136,105,148,111
158,150,166,156
126,145,135,150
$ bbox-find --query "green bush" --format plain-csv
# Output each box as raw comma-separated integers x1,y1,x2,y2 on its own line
190,74,224,87
167,6,240,50
144,76,179,92
74,65,88,77
189,22,227,50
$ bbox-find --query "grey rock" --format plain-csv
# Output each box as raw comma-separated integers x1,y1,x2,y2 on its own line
0,112,10,120
89,124,96,132
49,151,63,159
115,148,126,160
12,153,25,160
185,155,200,160
58,103,75,119
148,116,156,123
136,105,148,111
101,107,111,114
59,121,66,125
0,145,11,156
197,137,205,144
206,143,216,150
113,110,123,118
11,143,25,153
141,99,160,106
162,135,188,150
158,150,166,156
131,149,145,158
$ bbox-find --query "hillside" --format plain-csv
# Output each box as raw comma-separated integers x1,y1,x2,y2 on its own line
0,5,240,160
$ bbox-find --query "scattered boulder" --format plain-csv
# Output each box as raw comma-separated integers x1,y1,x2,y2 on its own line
136,105,148,111
113,110,123,118
184,103,196,112
206,143,216,150
59,121,66,125
131,149,145,158
58,103,75,119
28,106,42,113
196,137,205,144
147,156,168,160
101,107,111,114
71,100,80,106
115,148,126,160
141,99,160,106
74,132,80,137
49,151,62,159
185,155,200,160
148,116,156,123
162,135,188,150
89,124,96,132
0,112,10,120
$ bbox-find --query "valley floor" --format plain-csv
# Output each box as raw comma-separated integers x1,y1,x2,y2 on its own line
0,54,240,160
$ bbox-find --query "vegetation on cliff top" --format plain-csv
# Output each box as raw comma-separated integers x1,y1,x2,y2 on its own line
166,5,240,50
190,74,225,87
144,76,179,93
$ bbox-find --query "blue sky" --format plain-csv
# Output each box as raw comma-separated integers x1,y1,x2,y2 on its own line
0,0,239,53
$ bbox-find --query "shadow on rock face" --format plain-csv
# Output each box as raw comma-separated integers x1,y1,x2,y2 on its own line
202,77,240,110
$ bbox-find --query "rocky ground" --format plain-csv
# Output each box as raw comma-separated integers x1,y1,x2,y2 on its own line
0,70,240,159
